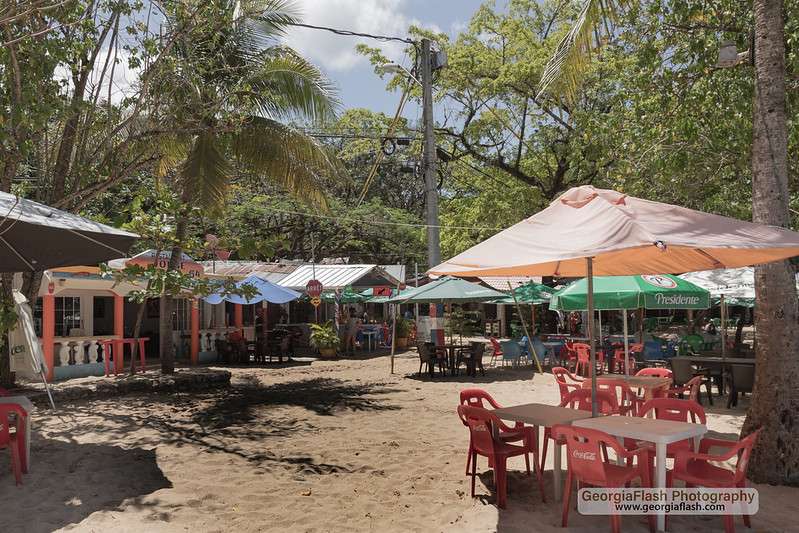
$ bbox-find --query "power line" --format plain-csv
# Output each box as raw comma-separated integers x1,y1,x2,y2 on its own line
263,205,506,231
287,22,415,45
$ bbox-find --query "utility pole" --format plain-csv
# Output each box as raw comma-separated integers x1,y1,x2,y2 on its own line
420,38,441,269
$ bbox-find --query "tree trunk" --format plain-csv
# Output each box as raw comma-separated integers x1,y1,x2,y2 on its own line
743,0,799,486
159,216,189,374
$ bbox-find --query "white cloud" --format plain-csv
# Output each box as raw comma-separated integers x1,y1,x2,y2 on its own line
283,0,421,72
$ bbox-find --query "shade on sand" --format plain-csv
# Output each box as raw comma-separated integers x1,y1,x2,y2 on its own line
429,186,799,414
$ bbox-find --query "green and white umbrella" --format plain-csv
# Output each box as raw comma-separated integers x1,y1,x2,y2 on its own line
386,276,507,304
494,281,556,304
550,274,710,377
550,274,710,311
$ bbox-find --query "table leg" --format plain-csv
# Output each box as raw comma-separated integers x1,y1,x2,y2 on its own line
553,432,563,502
25,416,31,471
655,443,667,532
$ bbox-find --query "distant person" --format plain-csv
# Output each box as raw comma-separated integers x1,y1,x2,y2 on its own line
404,310,413,320
345,309,361,355
362,309,370,323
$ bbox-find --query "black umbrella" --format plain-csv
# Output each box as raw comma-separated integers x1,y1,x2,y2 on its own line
0,192,138,272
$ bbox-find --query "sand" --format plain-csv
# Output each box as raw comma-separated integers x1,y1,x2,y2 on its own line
1,346,796,533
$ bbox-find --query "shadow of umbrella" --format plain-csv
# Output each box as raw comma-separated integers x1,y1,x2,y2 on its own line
0,438,171,532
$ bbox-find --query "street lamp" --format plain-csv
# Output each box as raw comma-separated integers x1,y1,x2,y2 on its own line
381,38,441,269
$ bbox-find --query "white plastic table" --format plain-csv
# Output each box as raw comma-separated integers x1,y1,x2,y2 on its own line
573,415,706,532
361,328,379,351
492,403,595,502
0,395,34,471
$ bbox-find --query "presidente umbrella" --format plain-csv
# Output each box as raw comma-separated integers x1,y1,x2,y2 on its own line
549,274,710,377
0,191,138,272
429,185,799,415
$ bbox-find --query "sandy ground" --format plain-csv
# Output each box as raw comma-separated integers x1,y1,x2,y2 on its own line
1,343,796,533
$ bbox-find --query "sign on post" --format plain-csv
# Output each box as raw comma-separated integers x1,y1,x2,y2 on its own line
306,279,323,298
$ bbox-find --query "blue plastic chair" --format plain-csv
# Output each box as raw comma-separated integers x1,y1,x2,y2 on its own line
642,341,665,364
500,340,522,367
664,339,679,358
529,338,549,366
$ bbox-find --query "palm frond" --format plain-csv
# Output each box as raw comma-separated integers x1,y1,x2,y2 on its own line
536,0,618,109
233,116,349,213
179,132,233,215
242,48,341,122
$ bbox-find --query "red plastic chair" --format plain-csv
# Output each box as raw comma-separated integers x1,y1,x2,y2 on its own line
573,343,594,376
582,378,641,416
612,352,635,374
551,366,583,403
538,388,619,475
489,337,503,366
631,398,707,480
553,424,655,533
457,404,545,509
655,374,704,403
559,341,578,372
0,388,10,397
668,428,763,533
0,402,27,486
635,367,673,400
636,367,673,379
459,389,540,485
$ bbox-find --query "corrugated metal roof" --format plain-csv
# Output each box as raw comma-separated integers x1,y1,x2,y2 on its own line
198,260,300,282
479,276,543,291
278,264,401,290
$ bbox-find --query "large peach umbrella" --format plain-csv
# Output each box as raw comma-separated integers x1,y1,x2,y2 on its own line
429,185,799,414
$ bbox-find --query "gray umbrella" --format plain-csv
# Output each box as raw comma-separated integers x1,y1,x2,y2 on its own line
0,192,138,272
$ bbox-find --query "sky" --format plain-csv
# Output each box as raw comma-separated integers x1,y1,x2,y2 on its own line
281,0,488,119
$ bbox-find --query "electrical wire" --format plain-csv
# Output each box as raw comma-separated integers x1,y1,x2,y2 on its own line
287,22,415,44
262,205,506,231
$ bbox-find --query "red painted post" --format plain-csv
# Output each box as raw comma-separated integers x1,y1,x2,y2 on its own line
42,294,55,382
235,304,243,337
190,298,200,365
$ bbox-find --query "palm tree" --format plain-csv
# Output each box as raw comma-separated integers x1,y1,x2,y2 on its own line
153,0,345,373
538,0,796,485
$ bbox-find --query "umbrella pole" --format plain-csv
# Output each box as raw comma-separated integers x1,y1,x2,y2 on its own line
623,311,630,380
587,258,598,417
390,284,398,374
39,367,56,410
721,294,727,360
508,282,543,373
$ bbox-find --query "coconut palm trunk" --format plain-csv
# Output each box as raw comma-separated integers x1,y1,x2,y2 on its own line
742,0,799,485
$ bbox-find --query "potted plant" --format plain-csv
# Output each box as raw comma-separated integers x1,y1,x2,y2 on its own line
309,321,342,358
394,317,413,348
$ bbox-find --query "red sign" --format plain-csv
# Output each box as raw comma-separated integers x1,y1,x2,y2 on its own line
48,281,55,294
399,283,407,290
373,286,390,296
306,279,323,297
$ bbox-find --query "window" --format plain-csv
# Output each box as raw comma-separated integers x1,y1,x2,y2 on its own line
34,296,81,337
